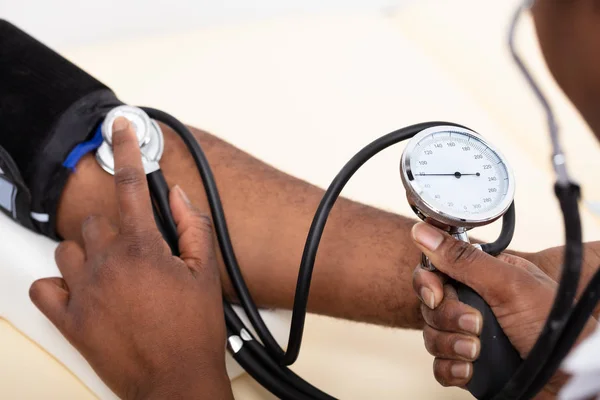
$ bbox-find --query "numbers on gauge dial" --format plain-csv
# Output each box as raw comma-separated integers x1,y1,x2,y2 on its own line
409,131,510,219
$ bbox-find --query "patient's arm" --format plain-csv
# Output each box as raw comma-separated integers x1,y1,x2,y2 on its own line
57,124,427,328
56,123,600,329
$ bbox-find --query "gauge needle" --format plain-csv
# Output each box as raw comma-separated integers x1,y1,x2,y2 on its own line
416,172,480,178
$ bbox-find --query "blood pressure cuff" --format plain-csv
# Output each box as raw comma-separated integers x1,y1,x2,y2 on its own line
0,20,123,239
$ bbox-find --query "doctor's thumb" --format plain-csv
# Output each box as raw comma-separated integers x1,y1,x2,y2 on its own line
411,222,518,304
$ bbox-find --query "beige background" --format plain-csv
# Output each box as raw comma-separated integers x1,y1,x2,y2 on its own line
2,0,600,399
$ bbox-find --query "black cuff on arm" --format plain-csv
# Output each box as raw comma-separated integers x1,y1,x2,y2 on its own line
0,20,123,239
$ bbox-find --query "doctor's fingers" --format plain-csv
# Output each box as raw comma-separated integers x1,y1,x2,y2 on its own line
423,325,480,362
411,222,519,304
111,117,156,237
421,284,482,336
81,215,117,257
433,358,473,389
29,277,72,338
54,240,85,284
413,266,446,310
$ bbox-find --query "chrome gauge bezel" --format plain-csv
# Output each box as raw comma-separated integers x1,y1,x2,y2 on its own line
400,125,515,229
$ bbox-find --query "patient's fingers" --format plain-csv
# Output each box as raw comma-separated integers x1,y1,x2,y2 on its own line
111,117,155,236
55,241,85,283
82,215,117,256
29,277,70,333
170,185,216,276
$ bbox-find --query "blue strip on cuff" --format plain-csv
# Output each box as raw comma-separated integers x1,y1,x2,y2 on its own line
62,124,104,171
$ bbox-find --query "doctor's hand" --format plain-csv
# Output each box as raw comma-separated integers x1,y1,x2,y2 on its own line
28,118,233,400
528,242,600,320
411,222,598,398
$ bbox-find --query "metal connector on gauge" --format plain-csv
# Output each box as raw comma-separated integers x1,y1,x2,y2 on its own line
96,105,164,175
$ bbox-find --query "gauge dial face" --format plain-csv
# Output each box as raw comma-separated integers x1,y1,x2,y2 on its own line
401,126,515,225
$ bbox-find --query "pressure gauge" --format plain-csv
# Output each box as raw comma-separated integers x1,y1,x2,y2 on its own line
400,125,515,232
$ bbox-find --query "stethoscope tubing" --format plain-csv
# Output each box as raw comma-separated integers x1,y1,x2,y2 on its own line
139,106,592,400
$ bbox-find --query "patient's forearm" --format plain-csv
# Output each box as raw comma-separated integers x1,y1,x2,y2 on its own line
57,124,428,328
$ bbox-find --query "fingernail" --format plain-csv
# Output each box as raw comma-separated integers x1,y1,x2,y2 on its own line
174,185,191,206
454,340,478,360
112,117,130,134
412,223,444,251
420,287,435,309
451,362,471,379
458,314,481,335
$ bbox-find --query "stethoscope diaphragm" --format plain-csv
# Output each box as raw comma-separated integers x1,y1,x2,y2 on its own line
96,105,164,175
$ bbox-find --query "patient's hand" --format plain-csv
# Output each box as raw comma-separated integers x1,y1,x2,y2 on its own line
410,222,597,398
29,118,232,400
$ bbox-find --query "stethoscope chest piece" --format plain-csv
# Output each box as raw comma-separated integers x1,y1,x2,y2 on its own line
96,105,164,175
